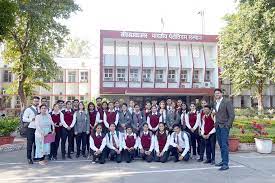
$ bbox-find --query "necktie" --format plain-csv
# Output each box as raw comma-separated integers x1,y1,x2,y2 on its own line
136,114,140,128
112,133,118,149
176,134,179,145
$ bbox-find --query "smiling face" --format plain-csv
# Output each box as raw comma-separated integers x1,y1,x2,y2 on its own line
143,124,149,132
96,125,102,134
134,105,140,112
40,105,47,114
126,127,133,134
89,104,95,111
33,98,40,107
201,100,208,108
214,90,223,100
66,102,71,110
159,123,165,132
190,103,196,111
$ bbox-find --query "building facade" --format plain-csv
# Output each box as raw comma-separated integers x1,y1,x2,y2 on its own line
0,57,99,112
100,30,219,105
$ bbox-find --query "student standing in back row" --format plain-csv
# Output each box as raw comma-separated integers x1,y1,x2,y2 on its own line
118,103,132,133
87,102,100,153
104,102,119,130
132,104,146,134
147,106,161,134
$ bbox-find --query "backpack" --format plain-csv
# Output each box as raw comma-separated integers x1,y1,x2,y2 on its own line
19,106,38,137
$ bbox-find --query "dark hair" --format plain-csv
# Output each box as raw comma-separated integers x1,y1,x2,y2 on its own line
145,101,151,105
134,103,140,107
57,100,64,104
114,100,119,104
151,105,157,109
143,123,148,127
95,123,103,129
66,101,71,105
204,105,211,110
39,104,47,109
73,99,79,102
87,102,96,111
166,97,172,101
41,97,47,101
126,124,133,130
109,123,116,127
190,102,196,106
201,97,208,102
122,103,127,107
214,88,223,93
78,102,85,110
173,123,181,129
102,101,108,105
108,101,114,105
33,96,40,100
152,98,158,101
52,103,58,108
96,97,103,101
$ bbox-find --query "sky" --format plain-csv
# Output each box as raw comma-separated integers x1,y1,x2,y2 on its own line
64,0,237,57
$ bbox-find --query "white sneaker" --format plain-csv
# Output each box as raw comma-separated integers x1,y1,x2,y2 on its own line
91,161,96,164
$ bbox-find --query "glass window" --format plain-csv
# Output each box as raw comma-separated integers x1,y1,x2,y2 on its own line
116,44,127,55
168,46,177,57
68,71,76,82
143,69,152,82
130,68,139,82
129,46,140,56
168,70,176,82
192,47,200,58
181,70,188,83
193,70,200,82
155,46,165,56
67,96,76,101
103,45,114,55
156,69,164,82
3,70,12,82
180,46,188,57
80,96,85,102
205,70,211,81
80,71,88,83
55,71,64,82
143,45,153,56
117,68,126,81
104,68,113,81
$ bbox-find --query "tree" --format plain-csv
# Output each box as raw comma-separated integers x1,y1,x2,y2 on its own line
219,0,275,112
60,37,91,58
0,0,80,109
0,0,16,39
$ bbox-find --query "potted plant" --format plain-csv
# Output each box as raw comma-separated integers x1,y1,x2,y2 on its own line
252,121,272,154
228,126,243,152
0,117,19,145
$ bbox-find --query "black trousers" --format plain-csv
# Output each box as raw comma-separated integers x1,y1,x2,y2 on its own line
140,150,154,163
186,128,201,156
199,136,205,159
109,149,122,163
26,128,36,159
50,130,61,158
91,148,107,164
61,127,74,156
154,151,169,163
168,145,190,161
76,132,87,156
205,133,216,161
124,149,137,163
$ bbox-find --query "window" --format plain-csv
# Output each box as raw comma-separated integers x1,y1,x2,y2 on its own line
155,46,165,56
116,45,127,55
168,46,177,57
181,70,188,83
180,46,188,57
129,46,140,56
103,45,114,55
80,96,85,102
205,70,211,81
192,47,200,58
116,68,126,81
156,69,164,82
104,68,113,81
68,71,76,82
143,69,152,82
130,68,139,82
168,70,176,82
67,96,76,101
55,96,64,103
80,71,88,83
193,70,200,82
55,71,63,82
3,70,12,82
143,45,153,56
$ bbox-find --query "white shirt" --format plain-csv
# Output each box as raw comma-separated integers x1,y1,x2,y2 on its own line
138,132,155,152
185,111,201,130
128,107,134,114
89,133,107,151
103,109,119,128
22,105,38,129
106,131,123,151
170,131,190,157
216,97,223,112
159,109,167,123
123,133,139,149
154,132,170,153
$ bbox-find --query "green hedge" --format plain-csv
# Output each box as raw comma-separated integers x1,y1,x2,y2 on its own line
0,117,20,136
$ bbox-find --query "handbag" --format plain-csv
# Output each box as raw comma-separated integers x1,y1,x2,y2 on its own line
44,133,55,143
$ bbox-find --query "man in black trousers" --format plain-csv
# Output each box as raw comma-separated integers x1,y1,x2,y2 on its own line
213,89,235,171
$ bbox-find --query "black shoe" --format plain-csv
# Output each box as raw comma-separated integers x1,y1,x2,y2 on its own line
197,158,203,162
211,160,215,165
203,160,211,164
28,159,33,164
67,155,72,159
83,154,87,158
215,161,223,167
62,155,66,160
219,165,229,171
76,154,80,158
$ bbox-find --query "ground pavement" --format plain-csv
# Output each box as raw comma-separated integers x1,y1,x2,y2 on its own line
0,150,275,183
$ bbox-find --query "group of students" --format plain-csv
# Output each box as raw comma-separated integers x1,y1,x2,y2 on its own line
23,96,216,166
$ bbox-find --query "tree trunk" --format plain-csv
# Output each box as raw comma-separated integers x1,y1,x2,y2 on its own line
257,81,264,114
18,80,26,111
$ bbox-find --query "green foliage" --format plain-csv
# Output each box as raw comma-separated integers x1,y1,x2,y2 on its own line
0,0,16,39
235,108,275,119
60,37,91,58
0,117,19,136
219,0,275,111
1,0,80,108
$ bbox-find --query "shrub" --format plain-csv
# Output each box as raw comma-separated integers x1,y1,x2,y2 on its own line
0,117,20,136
